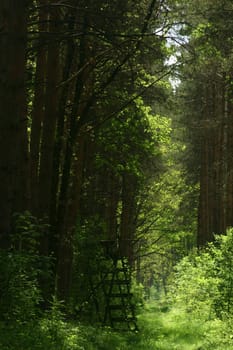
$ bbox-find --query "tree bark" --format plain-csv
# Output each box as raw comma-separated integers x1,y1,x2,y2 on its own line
38,5,61,255
30,0,48,215
120,173,138,265
0,0,29,248
226,95,233,227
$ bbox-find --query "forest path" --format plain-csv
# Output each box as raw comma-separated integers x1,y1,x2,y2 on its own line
0,301,224,350
132,302,204,350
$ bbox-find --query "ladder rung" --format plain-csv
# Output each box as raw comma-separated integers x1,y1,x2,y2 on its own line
109,305,124,310
111,317,127,322
110,293,133,298
105,280,130,285
114,280,130,285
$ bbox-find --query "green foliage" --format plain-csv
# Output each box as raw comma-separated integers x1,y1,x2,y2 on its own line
95,97,165,180
170,249,219,318
70,217,108,320
211,232,233,316
1,297,233,350
0,211,51,323
169,229,233,319
135,96,197,296
12,211,46,253
0,250,41,322
131,280,145,310
158,228,233,348
0,300,205,350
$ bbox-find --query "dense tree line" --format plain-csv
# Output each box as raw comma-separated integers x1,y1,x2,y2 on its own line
175,0,233,246
2,0,233,325
0,0,173,308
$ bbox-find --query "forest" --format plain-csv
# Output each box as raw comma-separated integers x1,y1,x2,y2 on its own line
1,0,233,349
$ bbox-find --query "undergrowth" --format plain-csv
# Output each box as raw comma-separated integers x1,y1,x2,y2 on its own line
2,218,233,349
1,301,233,350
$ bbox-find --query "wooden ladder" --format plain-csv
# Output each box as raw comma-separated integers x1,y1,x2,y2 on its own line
102,258,138,332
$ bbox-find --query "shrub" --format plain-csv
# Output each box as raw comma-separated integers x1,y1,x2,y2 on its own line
169,228,233,321
0,211,51,322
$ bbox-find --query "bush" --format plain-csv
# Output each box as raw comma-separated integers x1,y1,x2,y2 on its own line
169,229,233,321
0,211,51,322
0,250,42,322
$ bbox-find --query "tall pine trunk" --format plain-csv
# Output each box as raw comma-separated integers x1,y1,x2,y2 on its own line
38,5,61,255
120,173,138,265
30,0,48,215
0,0,29,248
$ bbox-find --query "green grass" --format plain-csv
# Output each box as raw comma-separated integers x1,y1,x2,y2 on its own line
130,303,204,350
134,302,233,350
1,301,233,349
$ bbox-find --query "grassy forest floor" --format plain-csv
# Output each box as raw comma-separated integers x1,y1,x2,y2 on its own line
1,300,232,350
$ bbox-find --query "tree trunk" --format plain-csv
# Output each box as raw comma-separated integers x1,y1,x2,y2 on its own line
56,134,85,300
38,5,61,254
30,0,48,215
120,173,138,265
197,79,226,246
0,0,29,248
226,97,233,227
